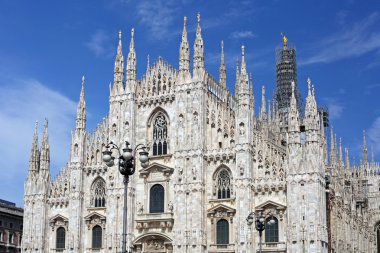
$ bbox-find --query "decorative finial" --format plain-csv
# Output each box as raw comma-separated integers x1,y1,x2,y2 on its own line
184,16,187,26
221,40,224,50
281,32,288,46
241,45,245,56
197,12,201,23
82,75,85,86
131,28,134,38
307,78,311,95
118,30,122,40
147,54,150,71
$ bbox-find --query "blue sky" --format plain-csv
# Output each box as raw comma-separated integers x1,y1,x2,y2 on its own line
0,0,380,206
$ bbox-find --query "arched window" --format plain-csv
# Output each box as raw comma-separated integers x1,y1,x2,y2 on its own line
152,113,168,156
56,227,66,249
91,178,106,207
216,169,232,199
150,184,165,213
265,217,279,243
92,225,102,249
216,219,229,244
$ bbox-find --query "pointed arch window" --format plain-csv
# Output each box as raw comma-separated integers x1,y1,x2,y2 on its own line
152,113,168,156
216,219,229,244
92,225,102,248
150,184,165,213
265,217,279,243
215,169,232,199
91,178,106,207
56,227,66,249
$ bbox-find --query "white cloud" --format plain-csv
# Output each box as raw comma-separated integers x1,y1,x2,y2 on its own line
368,116,380,157
136,0,179,40
85,30,114,58
229,30,256,39
0,78,76,205
301,12,380,65
322,97,344,120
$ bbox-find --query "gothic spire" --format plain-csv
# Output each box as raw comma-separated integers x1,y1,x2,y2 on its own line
240,45,247,76
179,16,190,81
363,129,368,166
345,148,350,171
219,40,226,88
113,30,124,94
330,127,336,166
40,118,50,174
288,81,300,135
235,59,240,96
126,28,136,91
371,145,375,167
260,86,267,121
305,78,319,131
339,138,344,167
29,121,40,173
76,76,86,131
193,13,204,78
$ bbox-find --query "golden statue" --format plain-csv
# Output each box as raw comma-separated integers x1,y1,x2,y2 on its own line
281,32,288,46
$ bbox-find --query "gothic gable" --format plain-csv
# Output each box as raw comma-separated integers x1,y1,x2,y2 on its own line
49,214,69,231
139,162,174,180
255,200,286,220
84,212,106,229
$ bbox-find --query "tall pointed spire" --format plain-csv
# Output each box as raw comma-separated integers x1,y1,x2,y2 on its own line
76,76,86,131
345,148,350,171
179,16,190,81
40,118,50,175
113,30,124,94
363,129,368,165
193,13,204,78
288,81,300,135
330,127,336,166
305,78,319,131
126,28,136,90
260,86,267,121
371,145,375,167
240,45,247,76
235,59,240,96
219,40,226,88
339,138,343,167
29,121,40,173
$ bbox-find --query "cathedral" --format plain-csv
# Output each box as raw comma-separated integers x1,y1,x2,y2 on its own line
22,14,380,253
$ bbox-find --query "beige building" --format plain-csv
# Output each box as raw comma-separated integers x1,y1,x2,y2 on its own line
22,14,380,253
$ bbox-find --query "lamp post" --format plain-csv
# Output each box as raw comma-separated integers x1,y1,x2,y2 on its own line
103,141,149,253
246,212,275,253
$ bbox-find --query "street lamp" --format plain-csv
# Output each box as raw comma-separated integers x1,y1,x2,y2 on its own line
103,141,149,253
246,212,275,253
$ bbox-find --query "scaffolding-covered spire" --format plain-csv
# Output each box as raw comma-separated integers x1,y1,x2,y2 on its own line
193,13,204,78
219,40,226,88
179,16,190,80
76,76,86,131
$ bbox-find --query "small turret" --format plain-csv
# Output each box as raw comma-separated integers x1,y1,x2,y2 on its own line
126,28,136,92
219,40,226,88
179,16,190,82
193,13,204,79
112,31,124,95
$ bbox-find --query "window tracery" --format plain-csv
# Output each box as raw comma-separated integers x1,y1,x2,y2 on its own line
91,178,106,207
215,169,232,199
152,113,168,156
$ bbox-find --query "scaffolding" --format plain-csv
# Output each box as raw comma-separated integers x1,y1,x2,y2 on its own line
274,43,302,112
